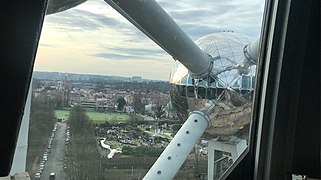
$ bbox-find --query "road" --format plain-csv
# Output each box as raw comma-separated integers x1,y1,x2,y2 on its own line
40,122,67,180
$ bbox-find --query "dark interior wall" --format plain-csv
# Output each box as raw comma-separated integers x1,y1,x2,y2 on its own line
0,0,48,176
227,0,320,179
291,2,320,175
268,0,319,179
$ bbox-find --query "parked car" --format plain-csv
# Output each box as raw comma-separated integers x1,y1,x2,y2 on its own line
35,172,41,179
49,172,56,180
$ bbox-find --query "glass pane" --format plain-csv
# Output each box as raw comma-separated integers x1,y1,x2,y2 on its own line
23,0,265,180
170,32,259,179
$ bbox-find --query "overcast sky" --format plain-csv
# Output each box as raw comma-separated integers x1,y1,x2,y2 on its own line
34,0,264,80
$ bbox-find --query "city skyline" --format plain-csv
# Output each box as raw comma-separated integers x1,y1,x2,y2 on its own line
34,0,264,80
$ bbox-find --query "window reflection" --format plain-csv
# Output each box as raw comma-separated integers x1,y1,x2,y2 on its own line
169,32,258,179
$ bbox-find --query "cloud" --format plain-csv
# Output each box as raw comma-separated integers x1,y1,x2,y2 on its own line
39,43,58,48
88,48,169,61
45,0,263,40
88,53,141,60
45,9,127,32
108,47,166,56
160,0,263,39
180,24,222,40
36,0,265,80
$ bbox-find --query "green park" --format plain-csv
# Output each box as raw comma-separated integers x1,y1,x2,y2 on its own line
54,109,129,123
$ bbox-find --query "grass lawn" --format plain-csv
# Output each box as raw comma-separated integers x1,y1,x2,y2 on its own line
54,110,129,123
87,112,129,123
55,110,70,121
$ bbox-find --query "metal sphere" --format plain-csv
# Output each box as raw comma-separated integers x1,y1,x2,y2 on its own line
170,32,256,137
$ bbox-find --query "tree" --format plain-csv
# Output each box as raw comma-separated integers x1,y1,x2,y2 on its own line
116,97,126,111
31,93,63,111
68,105,90,134
122,145,164,157
65,107,105,179
29,106,56,140
170,87,189,122
171,124,182,131
96,81,105,91
65,124,105,180
132,93,145,114
27,105,56,176
154,105,165,119
129,114,144,126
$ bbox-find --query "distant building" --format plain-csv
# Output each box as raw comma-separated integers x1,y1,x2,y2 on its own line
80,100,96,109
131,76,142,83
124,94,133,105
124,106,135,114
81,76,89,81
145,103,155,114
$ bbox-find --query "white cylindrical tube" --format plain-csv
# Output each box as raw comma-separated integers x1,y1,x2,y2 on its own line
244,38,260,65
143,111,210,180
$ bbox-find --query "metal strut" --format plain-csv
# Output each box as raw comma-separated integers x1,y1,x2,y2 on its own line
143,111,211,180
